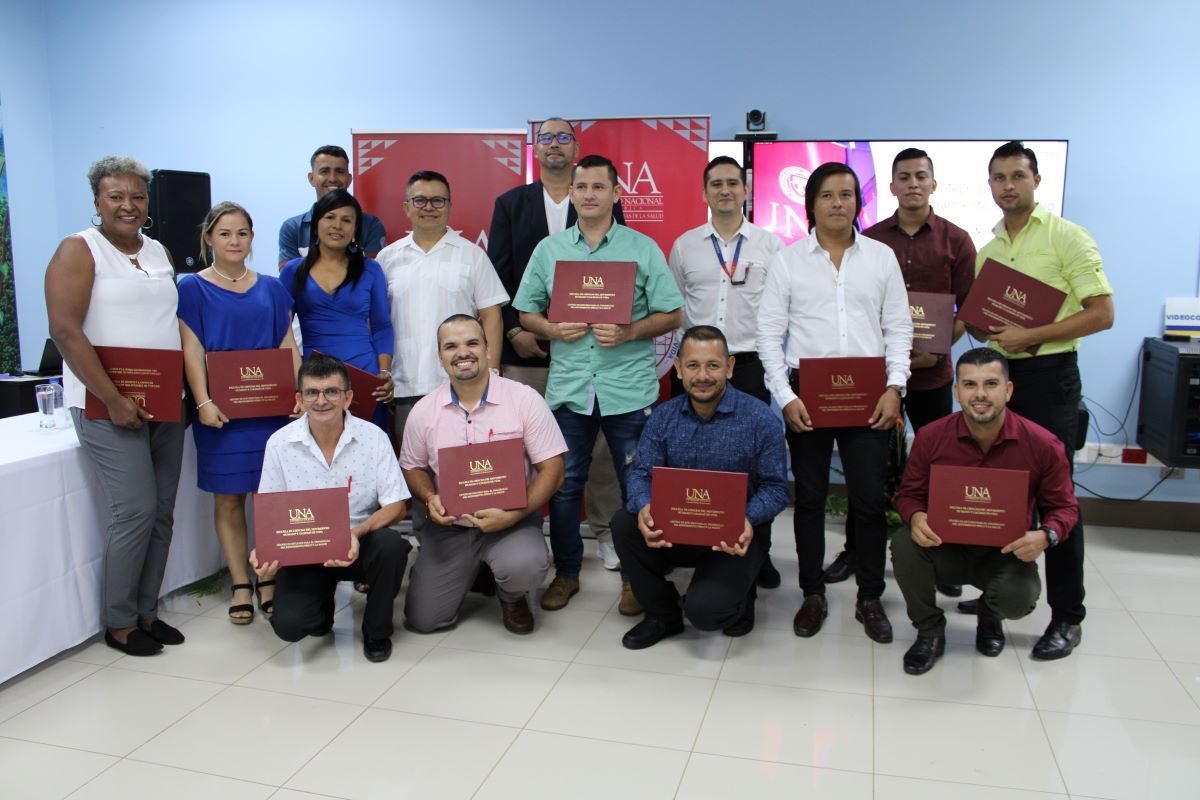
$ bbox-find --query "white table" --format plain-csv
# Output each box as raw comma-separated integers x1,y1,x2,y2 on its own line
0,413,222,683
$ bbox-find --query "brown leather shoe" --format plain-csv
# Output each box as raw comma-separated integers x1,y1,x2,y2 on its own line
539,576,580,611
855,597,894,643
792,594,828,637
618,581,643,616
500,596,534,634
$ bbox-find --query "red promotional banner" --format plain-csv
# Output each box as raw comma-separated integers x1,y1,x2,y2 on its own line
352,130,526,251
532,116,709,381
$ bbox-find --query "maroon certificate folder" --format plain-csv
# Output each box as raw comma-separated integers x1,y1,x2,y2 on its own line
253,487,353,567
908,291,955,355
207,349,295,419
926,465,1030,547
796,357,886,428
651,467,748,547
548,260,636,324
957,259,1067,348
85,345,183,422
437,438,529,517
312,350,380,422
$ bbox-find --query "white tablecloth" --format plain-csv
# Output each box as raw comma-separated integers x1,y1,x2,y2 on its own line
0,413,222,683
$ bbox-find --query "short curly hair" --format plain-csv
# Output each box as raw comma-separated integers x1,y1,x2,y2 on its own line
87,156,151,196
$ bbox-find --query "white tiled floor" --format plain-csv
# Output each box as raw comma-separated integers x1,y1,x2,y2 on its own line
3,515,1199,799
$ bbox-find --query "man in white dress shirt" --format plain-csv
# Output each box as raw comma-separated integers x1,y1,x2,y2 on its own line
377,170,510,450
667,155,784,590
756,161,913,644
252,355,412,663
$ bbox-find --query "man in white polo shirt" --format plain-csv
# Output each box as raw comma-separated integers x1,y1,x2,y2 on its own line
377,170,510,450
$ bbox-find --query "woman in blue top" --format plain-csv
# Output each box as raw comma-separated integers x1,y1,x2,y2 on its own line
178,202,300,624
279,189,394,430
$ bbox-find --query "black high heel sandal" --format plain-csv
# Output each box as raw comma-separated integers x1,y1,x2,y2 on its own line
256,579,276,619
229,583,254,625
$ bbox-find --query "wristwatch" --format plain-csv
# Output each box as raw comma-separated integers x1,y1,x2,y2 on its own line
505,326,524,341
887,384,907,399
1040,525,1061,548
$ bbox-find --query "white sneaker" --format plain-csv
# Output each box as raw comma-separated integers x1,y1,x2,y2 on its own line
597,539,621,570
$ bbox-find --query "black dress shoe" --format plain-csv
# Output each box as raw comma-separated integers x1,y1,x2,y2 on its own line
105,628,163,657
500,596,535,634
855,598,894,643
903,634,946,675
792,595,828,638
723,588,757,637
976,616,1006,657
957,597,979,615
363,636,392,662
755,557,782,589
936,583,963,598
141,619,185,645
621,616,684,650
822,550,856,584
1031,620,1082,660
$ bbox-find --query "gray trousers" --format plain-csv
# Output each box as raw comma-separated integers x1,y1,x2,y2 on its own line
71,407,186,628
891,528,1041,636
404,512,549,632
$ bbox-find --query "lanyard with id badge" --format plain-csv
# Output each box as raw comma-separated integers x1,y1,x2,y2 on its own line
710,234,748,285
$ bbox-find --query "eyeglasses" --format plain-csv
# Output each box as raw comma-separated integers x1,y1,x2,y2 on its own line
300,387,347,402
535,132,575,145
408,195,449,209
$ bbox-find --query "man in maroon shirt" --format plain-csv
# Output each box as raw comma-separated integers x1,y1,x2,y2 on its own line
891,347,1079,675
824,148,977,594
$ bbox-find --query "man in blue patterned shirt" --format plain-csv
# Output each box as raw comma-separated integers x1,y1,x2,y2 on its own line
613,326,789,649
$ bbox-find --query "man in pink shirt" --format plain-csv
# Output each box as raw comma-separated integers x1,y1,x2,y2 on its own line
400,314,567,634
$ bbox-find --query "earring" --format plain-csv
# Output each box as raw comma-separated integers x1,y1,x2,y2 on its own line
142,216,154,230
347,240,360,254
92,214,102,226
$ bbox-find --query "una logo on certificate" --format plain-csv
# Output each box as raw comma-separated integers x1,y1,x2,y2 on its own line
831,373,855,388
240,365,265,380
965,486,991,501
911,304,925,319
288,507,316,523
469,458,494,474
685,487,711,504
1003,286,1027,307
583,275,605,288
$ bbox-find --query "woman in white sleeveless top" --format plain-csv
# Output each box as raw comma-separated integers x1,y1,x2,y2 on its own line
44,156,187,657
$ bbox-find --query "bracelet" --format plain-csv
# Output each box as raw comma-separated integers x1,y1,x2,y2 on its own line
196,399,213,411
505,326,524,341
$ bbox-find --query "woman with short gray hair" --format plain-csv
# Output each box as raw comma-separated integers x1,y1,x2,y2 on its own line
45,155,187,656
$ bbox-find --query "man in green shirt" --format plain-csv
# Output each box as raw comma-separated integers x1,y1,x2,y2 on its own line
514,154,684,612
964,141,1115,660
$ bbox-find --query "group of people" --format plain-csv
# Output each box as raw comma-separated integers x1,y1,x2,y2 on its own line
44,121,1113,675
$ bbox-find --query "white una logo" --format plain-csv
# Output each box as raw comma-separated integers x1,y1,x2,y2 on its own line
469,458,494,474
618,162,661,195
685,487,711,503
964,486,991,501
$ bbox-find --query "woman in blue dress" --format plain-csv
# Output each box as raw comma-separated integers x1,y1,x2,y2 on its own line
279,189,394,430
178,202,300,624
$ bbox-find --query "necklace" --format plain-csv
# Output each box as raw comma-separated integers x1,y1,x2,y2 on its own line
211,264,250,282
97,227,141,263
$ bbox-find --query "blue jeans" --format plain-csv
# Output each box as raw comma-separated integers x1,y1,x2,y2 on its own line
549,405,651,578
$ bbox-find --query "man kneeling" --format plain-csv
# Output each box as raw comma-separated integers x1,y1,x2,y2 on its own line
400,314,565,634
892,348,1079,674
252,355,411,663
614,326,788,649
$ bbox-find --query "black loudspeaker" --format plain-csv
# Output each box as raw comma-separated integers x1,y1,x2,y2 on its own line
146,169,211,273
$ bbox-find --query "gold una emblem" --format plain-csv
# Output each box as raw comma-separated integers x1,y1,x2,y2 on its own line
469,458,494,474
685,487,711,503
128,392,147,407
831,374,855,388
1003,286,1027,307
240,366,264,380
910,305,926,319
582,275,605,288
964,486,992,501
289,507,315,522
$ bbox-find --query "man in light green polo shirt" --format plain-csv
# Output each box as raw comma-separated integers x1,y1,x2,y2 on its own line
962,140,1114,661
514,154,684,612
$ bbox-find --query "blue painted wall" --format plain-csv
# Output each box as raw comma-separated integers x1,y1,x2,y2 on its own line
3,0,1198,500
